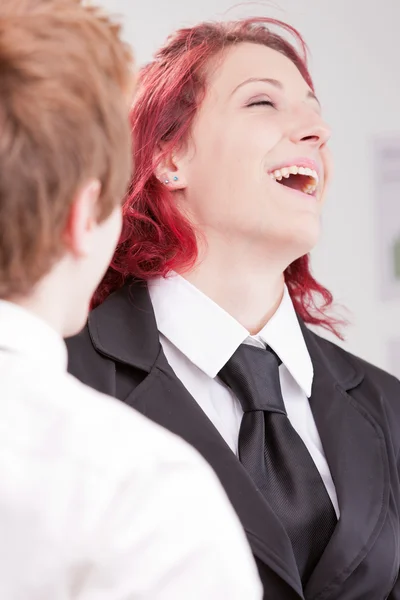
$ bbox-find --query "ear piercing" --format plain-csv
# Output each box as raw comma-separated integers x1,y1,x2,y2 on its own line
163,176,179,185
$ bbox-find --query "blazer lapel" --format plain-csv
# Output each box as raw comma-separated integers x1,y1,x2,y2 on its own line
301,326,390,600
89,280,304,599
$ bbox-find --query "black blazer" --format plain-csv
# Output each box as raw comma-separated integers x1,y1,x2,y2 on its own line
66,280,400,600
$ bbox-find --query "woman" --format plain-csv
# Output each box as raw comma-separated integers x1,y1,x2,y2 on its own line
67,17,400,600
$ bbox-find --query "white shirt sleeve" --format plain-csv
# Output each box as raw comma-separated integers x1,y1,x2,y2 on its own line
77,443,263,600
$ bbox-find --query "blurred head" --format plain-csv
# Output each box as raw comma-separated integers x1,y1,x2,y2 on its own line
0,0,134,336
99,18,339,335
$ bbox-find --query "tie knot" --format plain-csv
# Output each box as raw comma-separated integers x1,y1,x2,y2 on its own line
218,344,286,414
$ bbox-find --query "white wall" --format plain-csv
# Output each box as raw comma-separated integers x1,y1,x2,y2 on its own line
100,0,400,374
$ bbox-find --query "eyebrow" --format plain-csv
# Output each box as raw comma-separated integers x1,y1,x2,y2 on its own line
231,77,320,106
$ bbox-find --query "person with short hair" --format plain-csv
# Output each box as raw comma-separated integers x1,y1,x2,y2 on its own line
0,3,262,598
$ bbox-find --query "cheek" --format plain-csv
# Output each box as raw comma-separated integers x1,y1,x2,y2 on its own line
183,119,283,225
189,113,282,178
321,146,333,186
318,146,333,204
253,121,282,160
227,120,283,179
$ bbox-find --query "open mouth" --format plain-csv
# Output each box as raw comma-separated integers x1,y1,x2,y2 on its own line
270,165,319,196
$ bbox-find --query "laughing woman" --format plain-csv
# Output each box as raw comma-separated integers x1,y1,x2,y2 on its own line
67,17,400,600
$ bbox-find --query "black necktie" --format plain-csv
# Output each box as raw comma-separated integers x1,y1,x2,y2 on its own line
218,343,337,585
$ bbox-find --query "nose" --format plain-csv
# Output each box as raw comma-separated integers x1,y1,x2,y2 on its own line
289,107,331,148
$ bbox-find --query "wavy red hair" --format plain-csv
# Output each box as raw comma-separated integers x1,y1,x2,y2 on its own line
93,17,342,337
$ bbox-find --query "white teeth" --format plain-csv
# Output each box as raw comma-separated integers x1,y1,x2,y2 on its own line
270,164,320,192
304,185,317,195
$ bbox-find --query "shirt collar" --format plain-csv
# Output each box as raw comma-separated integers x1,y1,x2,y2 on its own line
148,273,313,397
0,300,68,372
252,287,313,397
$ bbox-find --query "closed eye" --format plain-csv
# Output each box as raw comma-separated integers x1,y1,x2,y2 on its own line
247,100,275,108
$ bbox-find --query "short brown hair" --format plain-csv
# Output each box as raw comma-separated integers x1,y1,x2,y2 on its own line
0,0,134,298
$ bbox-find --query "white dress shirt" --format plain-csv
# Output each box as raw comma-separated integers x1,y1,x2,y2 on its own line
148,273,340,517
0,300,262,600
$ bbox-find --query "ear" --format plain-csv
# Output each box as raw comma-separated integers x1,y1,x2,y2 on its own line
64,179,102,258
153,143,188,191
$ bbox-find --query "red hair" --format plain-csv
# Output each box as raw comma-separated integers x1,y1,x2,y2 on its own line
94,17,342,337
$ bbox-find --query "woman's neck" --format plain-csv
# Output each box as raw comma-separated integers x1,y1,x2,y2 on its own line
180,239,287,334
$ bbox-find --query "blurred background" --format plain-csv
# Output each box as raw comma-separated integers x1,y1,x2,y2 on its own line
98,0,400,376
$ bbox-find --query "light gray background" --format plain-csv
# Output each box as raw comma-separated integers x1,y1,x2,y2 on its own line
98,0,400,374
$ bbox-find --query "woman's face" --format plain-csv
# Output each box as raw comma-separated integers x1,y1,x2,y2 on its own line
173,42,332,263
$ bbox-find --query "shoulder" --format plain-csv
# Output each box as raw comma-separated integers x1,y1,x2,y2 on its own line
4,360,209,487
65,323,114,393
12,367,222,505
65,281,152,365
66,281,160,392
0,367,238,583
313,330,400,390
309,329,400,421
62,376,240,540
64,282,137,363
61,373,210,478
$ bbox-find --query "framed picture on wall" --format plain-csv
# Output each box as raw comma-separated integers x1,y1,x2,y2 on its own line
374,135,400,300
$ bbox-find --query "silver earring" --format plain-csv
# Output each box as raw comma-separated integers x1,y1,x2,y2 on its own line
164,179,170,184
